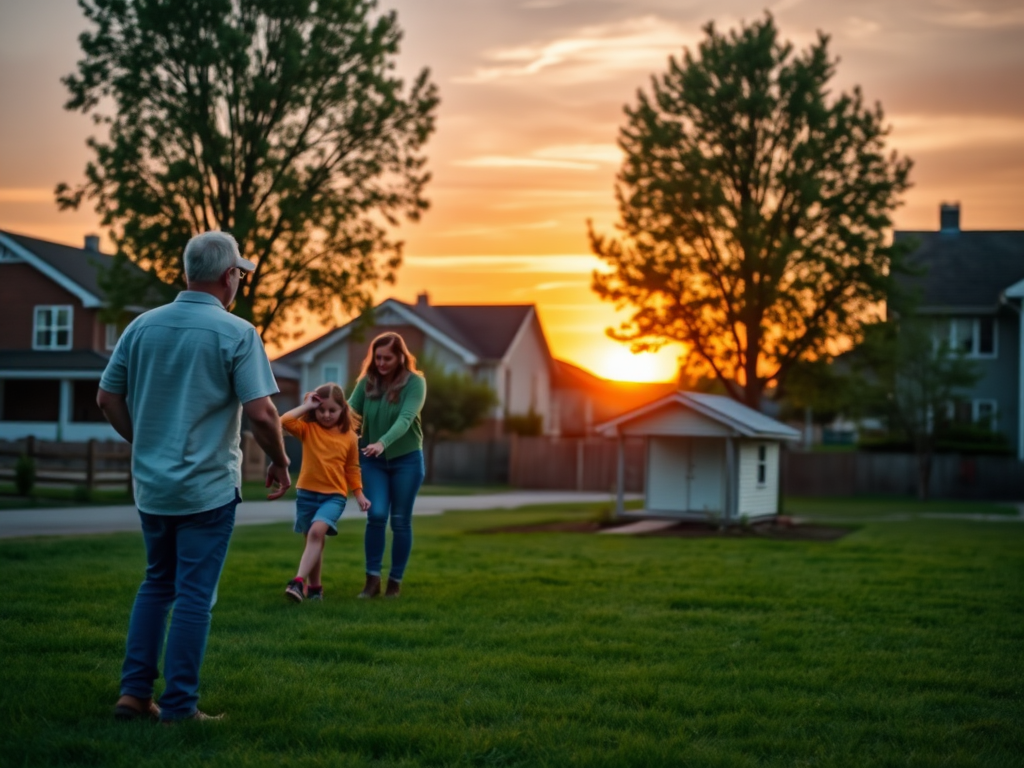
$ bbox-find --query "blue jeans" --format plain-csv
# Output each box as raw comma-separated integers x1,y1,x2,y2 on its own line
294,489,345,535
361,450,424,582
120,494,238,721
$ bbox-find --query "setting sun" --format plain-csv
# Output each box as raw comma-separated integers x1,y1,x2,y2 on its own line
592,344,679,383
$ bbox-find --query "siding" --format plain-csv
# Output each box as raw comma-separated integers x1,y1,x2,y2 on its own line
502,315,553,432
620,406,733,438
0,262,102,351
737,441,779,518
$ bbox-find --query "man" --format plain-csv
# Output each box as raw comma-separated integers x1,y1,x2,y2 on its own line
97,231,291,723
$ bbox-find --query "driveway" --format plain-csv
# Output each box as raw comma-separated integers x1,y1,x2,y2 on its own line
0,490,632,539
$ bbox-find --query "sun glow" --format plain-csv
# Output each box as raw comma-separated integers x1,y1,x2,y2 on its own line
592,344,678,383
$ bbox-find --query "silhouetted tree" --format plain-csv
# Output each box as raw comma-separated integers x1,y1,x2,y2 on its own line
591,14,911,408
58,0,438,346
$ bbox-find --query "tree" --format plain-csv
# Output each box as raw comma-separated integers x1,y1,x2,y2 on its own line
858,319,978,500
58,0,438,346
418,359,498,484
590,14,912,408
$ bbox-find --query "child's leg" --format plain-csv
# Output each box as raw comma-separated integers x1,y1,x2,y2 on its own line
308,547,323,588
296,521,330,581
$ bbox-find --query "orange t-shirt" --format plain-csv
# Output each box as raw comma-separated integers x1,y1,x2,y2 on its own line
281,416,362,496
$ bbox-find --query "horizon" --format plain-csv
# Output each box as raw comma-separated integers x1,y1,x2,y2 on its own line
2,0,1022,382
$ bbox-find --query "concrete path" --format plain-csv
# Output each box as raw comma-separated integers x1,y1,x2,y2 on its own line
0,491,634,540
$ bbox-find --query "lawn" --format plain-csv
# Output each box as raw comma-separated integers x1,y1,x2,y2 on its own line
1,502,1022,767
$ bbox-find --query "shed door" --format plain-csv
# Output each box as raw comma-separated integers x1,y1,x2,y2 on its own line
647,437,725,514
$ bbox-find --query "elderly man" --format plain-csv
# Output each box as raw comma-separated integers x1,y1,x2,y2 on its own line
97,231,291,723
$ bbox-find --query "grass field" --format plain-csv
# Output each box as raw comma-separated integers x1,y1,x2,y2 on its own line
1,500,1022,767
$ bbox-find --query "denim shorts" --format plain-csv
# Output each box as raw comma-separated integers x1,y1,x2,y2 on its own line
294,489,345,536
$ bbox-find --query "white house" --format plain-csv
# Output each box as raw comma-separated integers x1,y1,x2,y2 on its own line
597,391,801,522
274,293,558,437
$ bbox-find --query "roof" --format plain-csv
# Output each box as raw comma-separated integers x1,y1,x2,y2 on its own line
276,298,540,366
893,229,1024,311
0,350,111,372
0,230,155,308
596,391,801,440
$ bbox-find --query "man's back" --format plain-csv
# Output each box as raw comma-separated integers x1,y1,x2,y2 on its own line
101,292,278,515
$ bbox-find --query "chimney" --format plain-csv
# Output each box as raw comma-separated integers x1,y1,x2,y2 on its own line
416,291,430,307
939,202,960,233
84,234,100,252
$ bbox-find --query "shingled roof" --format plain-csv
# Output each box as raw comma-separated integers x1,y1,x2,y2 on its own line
894,229,1024,311
276,298,539,365
0,230,154,306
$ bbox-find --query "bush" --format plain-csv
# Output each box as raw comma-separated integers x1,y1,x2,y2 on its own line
72,485,92,503
14,454,35,496
504,409,543,436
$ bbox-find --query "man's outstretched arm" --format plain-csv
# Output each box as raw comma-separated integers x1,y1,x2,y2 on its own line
242,396,291,500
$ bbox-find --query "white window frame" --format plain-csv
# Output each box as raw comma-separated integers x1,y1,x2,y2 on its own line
321,363,341,385
756,445,768,487
973,399,998,431
33,305,74,350
942,317,998,360
105,323,122,350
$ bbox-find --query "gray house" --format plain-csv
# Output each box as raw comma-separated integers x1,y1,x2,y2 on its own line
895,203,1024,460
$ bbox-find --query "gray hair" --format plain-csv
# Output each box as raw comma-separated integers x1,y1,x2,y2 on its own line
183,231,240,282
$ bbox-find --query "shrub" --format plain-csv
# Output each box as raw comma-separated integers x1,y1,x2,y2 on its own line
14,454,35,496
72,485,92,503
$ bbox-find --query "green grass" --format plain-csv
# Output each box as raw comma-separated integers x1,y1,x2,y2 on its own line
786,496,1020,519
2,503,1022,767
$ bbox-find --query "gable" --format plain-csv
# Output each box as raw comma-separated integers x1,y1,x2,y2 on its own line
616,402,735,437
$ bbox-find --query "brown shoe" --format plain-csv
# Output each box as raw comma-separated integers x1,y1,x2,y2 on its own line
161,709,225,725
357,574,381,599
113,694,160,722
384,578,401,598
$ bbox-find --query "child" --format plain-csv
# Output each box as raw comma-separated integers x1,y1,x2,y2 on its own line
280,383,370,602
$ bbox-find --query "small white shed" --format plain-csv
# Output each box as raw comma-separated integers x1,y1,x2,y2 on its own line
596,392,801,523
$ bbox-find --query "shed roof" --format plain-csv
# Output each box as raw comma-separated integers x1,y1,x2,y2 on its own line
596,391,800,440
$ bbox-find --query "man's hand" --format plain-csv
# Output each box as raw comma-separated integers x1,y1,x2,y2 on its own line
265,462,291,500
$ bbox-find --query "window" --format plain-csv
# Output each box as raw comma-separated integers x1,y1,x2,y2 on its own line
322,364,341,385
1,379,60,421
33,306,73,350
937,318,997,359
974,400,998,431
756,445,768,486
105,323,122,350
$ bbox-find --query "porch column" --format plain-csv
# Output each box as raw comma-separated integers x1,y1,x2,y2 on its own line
58,379,72,442
615,432,625,518
725,435,736,525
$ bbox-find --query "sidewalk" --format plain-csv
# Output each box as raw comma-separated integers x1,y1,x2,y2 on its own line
0,490,632,539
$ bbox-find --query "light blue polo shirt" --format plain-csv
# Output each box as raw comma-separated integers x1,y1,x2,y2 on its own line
100,291,279,515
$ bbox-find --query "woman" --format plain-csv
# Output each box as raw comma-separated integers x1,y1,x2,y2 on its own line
348,332,427,598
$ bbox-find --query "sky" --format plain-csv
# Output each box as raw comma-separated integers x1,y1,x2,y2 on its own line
1,0,1022,381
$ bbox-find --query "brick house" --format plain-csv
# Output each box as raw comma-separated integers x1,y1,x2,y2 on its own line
0,230,148,442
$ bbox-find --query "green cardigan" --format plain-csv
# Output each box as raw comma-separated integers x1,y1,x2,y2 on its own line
348,373,426,459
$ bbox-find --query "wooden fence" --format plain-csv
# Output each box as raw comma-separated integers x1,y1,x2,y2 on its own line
508,435,646,493
0,436,132,493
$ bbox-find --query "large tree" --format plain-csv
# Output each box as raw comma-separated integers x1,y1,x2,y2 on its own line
590,15,911,408
58,0,438,345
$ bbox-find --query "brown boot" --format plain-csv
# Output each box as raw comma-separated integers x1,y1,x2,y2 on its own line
113,694,160,721
384,578,401,599
357,574,381,599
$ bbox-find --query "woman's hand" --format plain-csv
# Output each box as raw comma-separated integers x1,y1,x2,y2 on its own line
355,491,371,512
361,441,385,457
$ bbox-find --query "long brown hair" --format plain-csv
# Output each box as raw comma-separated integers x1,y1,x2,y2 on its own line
359,332,420,403
301,382,361,433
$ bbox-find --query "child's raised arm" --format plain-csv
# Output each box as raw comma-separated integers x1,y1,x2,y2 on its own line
280,391,321,424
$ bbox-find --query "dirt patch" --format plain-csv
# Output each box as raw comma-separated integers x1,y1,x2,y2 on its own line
475,517,852,541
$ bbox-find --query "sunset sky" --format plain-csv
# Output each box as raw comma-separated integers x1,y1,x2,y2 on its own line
1,0,1022,381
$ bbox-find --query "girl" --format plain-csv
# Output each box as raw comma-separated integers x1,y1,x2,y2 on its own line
349,332,427,599
280,383,370,602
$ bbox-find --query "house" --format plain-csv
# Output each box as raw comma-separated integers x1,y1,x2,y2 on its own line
894,203,1024,460
0,230,150,442
553,359,677,436
597,391,800,521
274,293,557,438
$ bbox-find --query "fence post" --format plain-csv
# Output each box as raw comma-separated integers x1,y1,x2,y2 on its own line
86,439,98,491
